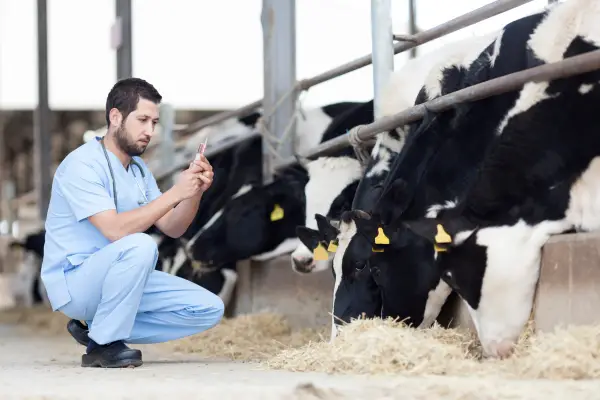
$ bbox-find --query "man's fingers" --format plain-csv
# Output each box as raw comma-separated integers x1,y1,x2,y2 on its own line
189,162,203,171
196,174,212,184
192,160,212,172
195,154,209,164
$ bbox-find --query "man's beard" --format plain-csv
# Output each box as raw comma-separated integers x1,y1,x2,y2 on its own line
114,124,147,157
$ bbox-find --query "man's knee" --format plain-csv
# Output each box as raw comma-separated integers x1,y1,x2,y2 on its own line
189,289,225,328
115,233,159,268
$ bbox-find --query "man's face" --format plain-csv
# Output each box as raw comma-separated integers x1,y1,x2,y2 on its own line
115,98,160,156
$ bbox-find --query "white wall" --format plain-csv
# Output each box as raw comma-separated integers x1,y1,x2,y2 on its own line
0,0,549,111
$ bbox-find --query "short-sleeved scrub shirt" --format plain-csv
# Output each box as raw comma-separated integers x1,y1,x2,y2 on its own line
41,136,163,311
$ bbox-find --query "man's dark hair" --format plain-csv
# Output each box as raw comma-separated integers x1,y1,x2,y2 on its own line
105,77,162,126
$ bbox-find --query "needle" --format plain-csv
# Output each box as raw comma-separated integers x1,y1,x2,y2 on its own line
195,137,208,161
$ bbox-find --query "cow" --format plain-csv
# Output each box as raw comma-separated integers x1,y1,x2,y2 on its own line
291,100,374,273
8,229,50,306
334,9,551,330
168,163,309,302
397,0,600,359
295,30,502,340
289,42,477,276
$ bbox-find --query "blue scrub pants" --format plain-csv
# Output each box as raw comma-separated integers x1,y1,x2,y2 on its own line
57,233,224,345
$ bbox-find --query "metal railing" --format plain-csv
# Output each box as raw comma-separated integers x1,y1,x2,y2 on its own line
275,48,600,170
151,0,538,182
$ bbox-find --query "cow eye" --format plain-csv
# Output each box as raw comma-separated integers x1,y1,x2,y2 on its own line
355,260,366,271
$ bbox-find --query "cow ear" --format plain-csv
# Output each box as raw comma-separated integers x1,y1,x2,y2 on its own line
328,218,341,231
295,226,322,250
315,213,340,243
404,218,453,246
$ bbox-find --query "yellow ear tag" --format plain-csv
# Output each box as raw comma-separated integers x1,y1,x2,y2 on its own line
374,227,390,245
327,240,338,252
372,247,384,253
270,204,284,221
313,243,329,260
434,244,447,252
435,224,452,244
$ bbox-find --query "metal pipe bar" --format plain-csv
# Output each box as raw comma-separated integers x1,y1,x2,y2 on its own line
175,0,534,137
408,0,418,59
274,48,600,171
261,0,297,184
115,0,132,80
297,0,534,89
177,100,262,136
154,132,262,181
371,0,395,120
34,0,51,220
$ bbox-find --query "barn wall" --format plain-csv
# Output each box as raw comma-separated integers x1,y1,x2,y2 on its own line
230,256,334,329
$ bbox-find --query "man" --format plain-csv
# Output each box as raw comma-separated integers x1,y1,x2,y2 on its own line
41,77,225,368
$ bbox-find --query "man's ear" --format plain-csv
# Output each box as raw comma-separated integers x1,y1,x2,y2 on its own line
109,108,123,128
315,213,340,244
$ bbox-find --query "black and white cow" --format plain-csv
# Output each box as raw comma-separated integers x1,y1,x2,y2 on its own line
399,0,600,359
290,45,470,275
291,100,374,273
294,31,501,340
333,9,552,329
8,229,49,306
176,163,308,270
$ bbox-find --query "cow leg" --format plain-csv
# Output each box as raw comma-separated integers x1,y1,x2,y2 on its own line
217,268,238,307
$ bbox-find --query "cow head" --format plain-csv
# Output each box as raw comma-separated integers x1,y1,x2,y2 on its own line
299,211,382,340
295,213,341,273
403,208,556,359
291,156,362,274
344,209,453,328
188,167,308,267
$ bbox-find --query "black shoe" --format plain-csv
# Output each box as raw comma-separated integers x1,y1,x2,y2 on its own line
67,319,90,346
81,340,143,368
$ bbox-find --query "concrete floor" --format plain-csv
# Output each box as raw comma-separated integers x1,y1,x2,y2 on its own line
1,323,599,400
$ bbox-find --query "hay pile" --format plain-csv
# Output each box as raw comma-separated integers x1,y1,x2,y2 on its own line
264,317,600,380
160,312,328,361
0,305,70,335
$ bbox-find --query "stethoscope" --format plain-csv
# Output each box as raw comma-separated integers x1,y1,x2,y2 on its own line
99,136,149,209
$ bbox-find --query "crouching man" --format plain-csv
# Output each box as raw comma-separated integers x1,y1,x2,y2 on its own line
41,77,224,368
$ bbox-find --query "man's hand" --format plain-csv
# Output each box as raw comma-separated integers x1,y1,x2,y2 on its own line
153,153,214,238
188,154,214,194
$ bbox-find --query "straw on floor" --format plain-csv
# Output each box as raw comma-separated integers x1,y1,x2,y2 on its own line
263,317,600,380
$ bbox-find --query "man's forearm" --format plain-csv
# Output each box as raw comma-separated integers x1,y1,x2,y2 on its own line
157,192,203,238
95,188,182,242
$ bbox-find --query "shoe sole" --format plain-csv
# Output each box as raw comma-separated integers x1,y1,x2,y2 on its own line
81,356,143,368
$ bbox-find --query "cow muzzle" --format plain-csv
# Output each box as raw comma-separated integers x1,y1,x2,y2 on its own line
292,256,315,274
482,339,515,359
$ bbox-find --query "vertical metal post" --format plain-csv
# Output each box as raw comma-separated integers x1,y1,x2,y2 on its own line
34,0,51,220
159,103,175,187
261,0,297,184
370,0,394,120
408,0,418,59
115,0,133,80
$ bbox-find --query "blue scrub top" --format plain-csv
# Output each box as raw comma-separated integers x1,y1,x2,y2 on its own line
41,136,163,311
